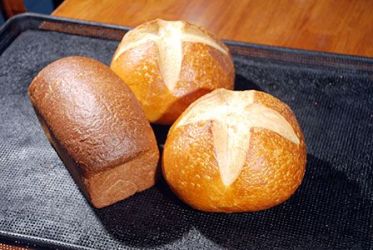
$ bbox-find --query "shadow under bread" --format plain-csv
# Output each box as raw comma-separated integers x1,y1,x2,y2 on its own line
234,73,263,91
93,177,193,248
93,154,372,249
194,155,372,249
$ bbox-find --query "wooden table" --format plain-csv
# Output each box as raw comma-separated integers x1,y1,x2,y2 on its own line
53,0,373,57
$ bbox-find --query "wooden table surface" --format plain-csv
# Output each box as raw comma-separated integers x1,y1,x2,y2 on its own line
53,0,373,57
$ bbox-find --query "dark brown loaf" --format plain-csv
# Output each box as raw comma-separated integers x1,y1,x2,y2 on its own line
28,56,159,208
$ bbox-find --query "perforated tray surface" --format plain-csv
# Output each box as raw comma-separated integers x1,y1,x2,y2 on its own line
0,14,372,249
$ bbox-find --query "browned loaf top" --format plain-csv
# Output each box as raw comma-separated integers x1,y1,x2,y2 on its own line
29,56,158,176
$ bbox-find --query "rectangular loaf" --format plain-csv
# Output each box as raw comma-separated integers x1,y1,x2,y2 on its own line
28,56,159,208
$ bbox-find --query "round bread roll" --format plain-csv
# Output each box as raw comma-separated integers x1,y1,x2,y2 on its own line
111,19,234,124
163,89,307,213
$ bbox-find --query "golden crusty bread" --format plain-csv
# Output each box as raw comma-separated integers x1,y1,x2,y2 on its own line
111,19,234,124
163,89,306,213
28,56,159,208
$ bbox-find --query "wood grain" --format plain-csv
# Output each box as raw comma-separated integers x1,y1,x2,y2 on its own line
0,243,29,250
1,0,26,18
53,0,373,57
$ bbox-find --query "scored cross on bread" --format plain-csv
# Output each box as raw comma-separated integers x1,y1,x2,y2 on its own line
163,89,306,212
113,19,228,92
111,19,234,124
176,89,300,186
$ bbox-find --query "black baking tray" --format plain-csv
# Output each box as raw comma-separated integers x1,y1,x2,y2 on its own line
0,13,372,250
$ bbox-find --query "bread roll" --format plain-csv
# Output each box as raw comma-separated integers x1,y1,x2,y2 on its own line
111,19,234,124
163,89,306,212
28,56,159,208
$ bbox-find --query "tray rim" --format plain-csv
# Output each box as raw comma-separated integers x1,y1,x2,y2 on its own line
1,12,373,66
0,230,94,250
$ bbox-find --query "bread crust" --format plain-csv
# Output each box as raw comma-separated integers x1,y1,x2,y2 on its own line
111,19,234,124
28,56,159,208
163,89,306,212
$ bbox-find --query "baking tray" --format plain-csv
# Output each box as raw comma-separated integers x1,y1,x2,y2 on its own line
0,13,372,249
